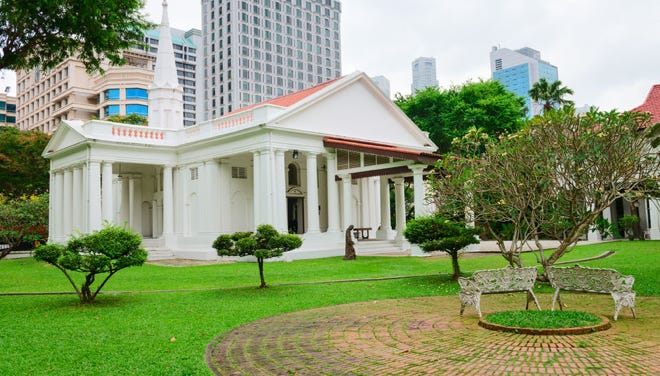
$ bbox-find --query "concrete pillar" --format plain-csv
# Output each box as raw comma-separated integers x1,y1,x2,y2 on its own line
204,160,219,233
48,171,55,242
217,159,232,232
253,150,261,228
274,150,287,233
62,168,73,236
409,165,427,218
128,177,135,229
325,153,340,233
393,177,406,243
53,170,64,240
340,173,352,231
377,176,392,239
305,152,320,233
101,162,113,224
88,161,102,231
72,167,82,232
162,165,174,237
259,149,274,226
647,199,660,239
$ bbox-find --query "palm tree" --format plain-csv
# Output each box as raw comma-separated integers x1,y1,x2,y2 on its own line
529,78,574,113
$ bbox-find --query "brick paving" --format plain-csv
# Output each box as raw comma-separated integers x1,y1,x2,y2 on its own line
206,294,659,375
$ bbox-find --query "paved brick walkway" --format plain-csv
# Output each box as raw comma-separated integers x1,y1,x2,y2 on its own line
206,294,659,375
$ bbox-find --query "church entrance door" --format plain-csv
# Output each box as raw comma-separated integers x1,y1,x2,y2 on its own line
287,197,305,234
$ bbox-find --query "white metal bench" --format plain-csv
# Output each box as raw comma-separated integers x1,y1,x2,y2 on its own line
458,266,541,317
547,265,637,321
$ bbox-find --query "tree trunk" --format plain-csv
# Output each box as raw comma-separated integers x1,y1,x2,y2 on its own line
0,248,11,260
449,251,461,280
80,274,96,303
257,258,267,288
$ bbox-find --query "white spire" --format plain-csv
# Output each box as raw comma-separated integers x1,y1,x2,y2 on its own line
148,0,184,129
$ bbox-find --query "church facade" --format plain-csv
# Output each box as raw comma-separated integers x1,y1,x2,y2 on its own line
41,2,439,260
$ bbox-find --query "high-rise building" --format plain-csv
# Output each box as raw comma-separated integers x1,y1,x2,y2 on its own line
0,93,17,126
411,57,438,93
370,75,390,98
201,0,343,119
490,46,558,117
16,27,200,133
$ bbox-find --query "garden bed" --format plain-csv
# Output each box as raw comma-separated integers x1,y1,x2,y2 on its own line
479,310,611,335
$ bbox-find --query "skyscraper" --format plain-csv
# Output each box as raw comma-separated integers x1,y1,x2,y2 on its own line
490,46,558,117
370,75,390,98
201,0,342,119
411,57,438,93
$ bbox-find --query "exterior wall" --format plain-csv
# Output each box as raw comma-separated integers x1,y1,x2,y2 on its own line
201,0,343,119
0,93,17,126
411,57,438,93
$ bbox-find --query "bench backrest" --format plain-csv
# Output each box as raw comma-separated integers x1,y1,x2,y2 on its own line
546,265,634,293
460,266,537,293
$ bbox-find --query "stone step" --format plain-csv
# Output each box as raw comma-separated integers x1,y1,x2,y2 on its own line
147,250,176,261
356,240,407,256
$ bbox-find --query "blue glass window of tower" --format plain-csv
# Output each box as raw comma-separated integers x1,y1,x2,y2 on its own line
126,104,148,116
104,105,120,117
0,101,5,110
126,88,148,100
104,89,120,101
0,114,5,121
6,116,15,123
539,63,558,82
6,103,16,113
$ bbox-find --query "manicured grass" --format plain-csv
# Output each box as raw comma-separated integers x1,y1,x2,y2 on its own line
0,240,657,375
485,310,602,329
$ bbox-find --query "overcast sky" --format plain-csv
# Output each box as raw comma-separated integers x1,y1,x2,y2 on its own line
110,1,659,111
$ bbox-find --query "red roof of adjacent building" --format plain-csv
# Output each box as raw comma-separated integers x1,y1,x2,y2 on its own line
632,84,660,125
226,76,344,116
324,137,441,165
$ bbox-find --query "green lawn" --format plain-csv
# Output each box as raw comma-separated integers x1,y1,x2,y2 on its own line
0,240,657,375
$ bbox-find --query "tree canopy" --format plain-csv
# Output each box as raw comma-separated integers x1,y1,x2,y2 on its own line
0,126,50,197
529,78,574,113
0,0,152,73
0,193,48,258
104,114,148,126
395,80,527,153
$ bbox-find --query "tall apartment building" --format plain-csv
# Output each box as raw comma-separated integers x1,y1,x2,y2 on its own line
370,75,390,98
201,0,342,119
411,57,438,93
0,93,17,126
490,46,558,117
16,27,201,133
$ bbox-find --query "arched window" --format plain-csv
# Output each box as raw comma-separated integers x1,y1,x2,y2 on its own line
288,163,299,186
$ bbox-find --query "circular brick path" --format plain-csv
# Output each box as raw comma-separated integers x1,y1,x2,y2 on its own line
206,294,659,375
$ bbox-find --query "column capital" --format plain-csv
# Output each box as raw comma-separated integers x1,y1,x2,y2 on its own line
408,164,427,174
304,151,318,157
392,177,405,184
338,173,351,181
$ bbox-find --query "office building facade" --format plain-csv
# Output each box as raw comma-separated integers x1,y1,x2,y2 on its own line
490,46,558,117
0,93,17,126
201,0,342,119
370,75,391,98
411,57,438,93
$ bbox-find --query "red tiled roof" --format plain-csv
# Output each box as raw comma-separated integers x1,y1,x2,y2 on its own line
632,84,660,126
324,137,441,165
226,76,344,116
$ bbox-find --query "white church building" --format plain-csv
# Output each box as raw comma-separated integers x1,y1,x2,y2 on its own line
42,2,440,260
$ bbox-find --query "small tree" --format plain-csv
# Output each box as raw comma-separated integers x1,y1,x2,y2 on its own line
404,216,480,280
33,224,147,303
617,215,640,241
0,193,48,259
529,78,574,113
213,224,302,288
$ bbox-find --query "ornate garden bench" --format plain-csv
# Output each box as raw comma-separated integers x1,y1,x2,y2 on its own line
546,265,637,321
458,266,541,317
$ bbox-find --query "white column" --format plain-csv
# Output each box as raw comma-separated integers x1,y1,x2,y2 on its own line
48,171,55,242
88,161,102,231
340,173,352,231
128,177,135,229
204,160,219,233
647,199,660,239
81,163,88,232
72,166,82,232
393,177,406,243
410,165,427,218
53,170,64,240
325,153,340,233
305,152,320,233
274,150,287,233
162,165,174,237
377,176,392,239
260,149,274,226
62,168,73,236
101,162,113,224
253,151,261,228
218,159,232,232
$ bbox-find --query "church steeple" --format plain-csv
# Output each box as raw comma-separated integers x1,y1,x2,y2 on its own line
148,0,184,129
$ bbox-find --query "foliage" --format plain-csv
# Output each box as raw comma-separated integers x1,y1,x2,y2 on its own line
591,217,618,240
0,0,152,73
404,216,480,280
430,107,659,269
213,224,303,288
104,114,148,126
528,78,574,114
485,310,601,329
645,122,660,148
617,215,640,241
0,193,48,258
33,224,147,303
395,80,527,153
0,126,50,197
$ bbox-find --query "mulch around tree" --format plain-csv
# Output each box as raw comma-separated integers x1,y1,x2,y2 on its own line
206,294,659,375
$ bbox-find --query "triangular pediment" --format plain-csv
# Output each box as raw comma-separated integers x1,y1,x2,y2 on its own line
42,120,87,158
270,73,436,151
